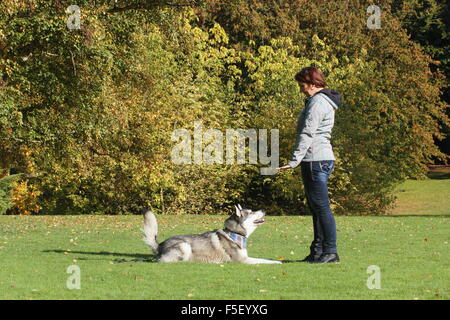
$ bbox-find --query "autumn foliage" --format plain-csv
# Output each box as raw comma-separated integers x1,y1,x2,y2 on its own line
0,0,448,215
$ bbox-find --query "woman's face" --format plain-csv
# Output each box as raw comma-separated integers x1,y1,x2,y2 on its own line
297,81,315,96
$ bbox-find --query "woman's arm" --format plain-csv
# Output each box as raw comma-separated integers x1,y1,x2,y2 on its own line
277,99,324,171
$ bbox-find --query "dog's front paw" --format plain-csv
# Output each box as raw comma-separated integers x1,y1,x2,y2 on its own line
269,259,282,264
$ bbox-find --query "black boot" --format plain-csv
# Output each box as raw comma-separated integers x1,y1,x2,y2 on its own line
312,253,340,264
300,253,322,263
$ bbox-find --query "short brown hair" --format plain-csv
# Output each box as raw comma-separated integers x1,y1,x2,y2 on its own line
294,66,326,88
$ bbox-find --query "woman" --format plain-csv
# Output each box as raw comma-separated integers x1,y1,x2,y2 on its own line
277,66,343,264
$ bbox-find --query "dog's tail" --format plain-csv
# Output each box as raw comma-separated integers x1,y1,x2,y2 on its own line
142,210,159,254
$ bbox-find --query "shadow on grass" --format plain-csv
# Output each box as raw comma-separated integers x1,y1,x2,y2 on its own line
280,259,341,264
428,173,450,179
280,260,307,264
43,249,157,263
44,249,305,264
427,167,450,180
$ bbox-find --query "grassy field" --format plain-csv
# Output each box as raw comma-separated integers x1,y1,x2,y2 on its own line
0,214,448,300
388,166,450,215
0,168,448,300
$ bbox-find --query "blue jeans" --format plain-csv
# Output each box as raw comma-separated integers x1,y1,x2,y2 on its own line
301,160,337,255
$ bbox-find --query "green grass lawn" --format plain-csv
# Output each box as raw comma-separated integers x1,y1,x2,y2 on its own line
389,167,450,215
1,168,448,300
0,214,448,300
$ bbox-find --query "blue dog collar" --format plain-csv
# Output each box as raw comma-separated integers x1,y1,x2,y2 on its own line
225,231,247,249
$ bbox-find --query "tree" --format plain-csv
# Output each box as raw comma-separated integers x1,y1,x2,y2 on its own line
0,0,447,215
392,0,450,159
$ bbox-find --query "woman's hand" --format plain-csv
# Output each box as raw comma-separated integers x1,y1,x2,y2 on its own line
276,165,292,171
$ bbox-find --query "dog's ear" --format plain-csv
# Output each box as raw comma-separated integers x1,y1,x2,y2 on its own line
234,205,242,217
237,204,243,210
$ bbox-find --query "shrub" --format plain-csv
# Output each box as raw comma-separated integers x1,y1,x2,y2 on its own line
0,173,23,215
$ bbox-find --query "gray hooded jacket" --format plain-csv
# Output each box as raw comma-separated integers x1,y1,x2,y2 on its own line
288,89,342,168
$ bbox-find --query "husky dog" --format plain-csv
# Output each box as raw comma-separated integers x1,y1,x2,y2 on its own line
142,204,281,264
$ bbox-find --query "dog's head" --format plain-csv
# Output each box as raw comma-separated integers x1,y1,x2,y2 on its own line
224,204,266,237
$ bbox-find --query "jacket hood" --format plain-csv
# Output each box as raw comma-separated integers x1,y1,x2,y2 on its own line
317,88,343,109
